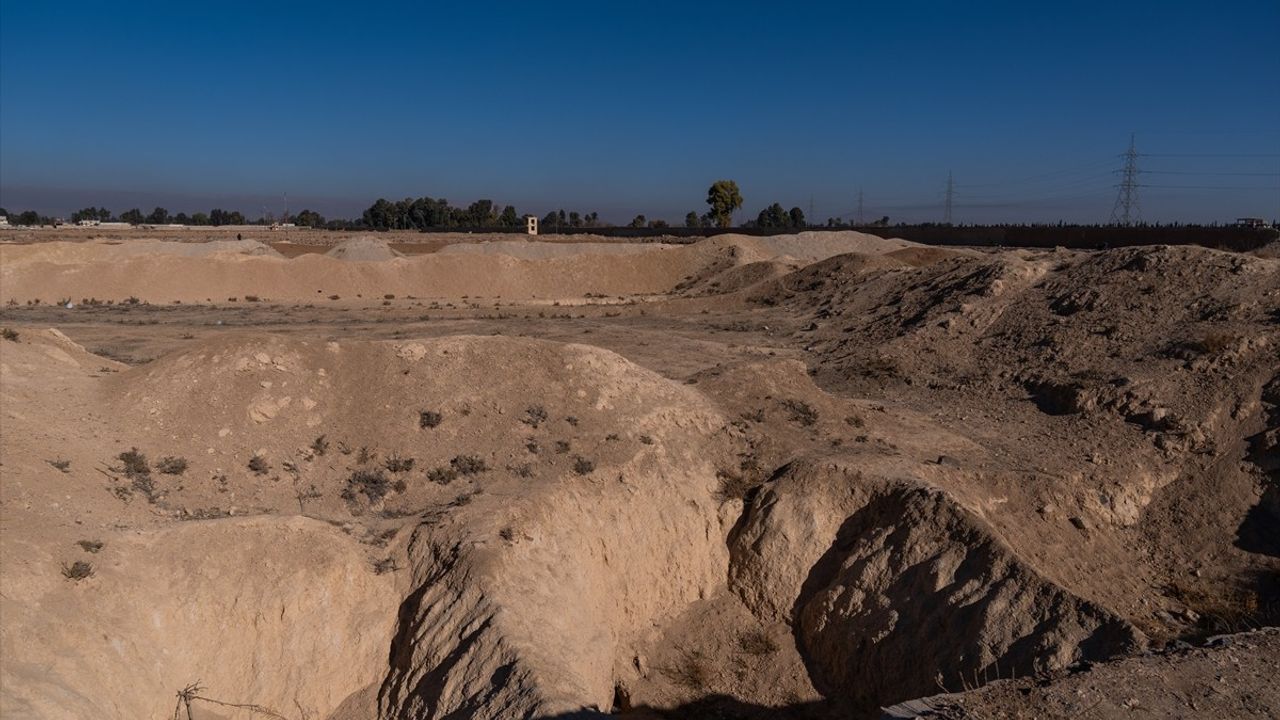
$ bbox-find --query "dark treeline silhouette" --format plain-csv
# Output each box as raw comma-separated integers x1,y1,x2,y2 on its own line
362,197,527,230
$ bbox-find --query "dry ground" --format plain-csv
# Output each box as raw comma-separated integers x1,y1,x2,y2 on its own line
1,231,1276,719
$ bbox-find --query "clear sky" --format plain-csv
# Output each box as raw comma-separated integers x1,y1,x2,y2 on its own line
2,0,1278,224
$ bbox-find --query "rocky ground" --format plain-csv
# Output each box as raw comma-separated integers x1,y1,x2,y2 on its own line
0,232,1276,719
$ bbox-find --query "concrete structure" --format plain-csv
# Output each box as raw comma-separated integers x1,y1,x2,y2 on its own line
525,215,539,236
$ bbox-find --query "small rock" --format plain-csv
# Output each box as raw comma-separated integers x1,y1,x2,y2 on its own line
1069,516,1088,530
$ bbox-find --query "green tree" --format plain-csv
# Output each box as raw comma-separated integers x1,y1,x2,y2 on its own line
628,214,646,228
119,208,145,225
705,180,742,228
190,212,210,226
294,209,325,227
146,207,170,224
648,218,669,228
498,205,520,227
684,211,702,228
788,206,806,228
756,203,788,228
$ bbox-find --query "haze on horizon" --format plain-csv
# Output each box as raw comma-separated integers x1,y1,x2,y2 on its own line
2,0,1278,226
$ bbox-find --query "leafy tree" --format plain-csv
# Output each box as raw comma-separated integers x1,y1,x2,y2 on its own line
173,212,190,224
648,219,669,229
16,210,42,226
756,203,789,228
585,211,599,227
294,209,325,228
119,208,145,225
569,211,582,227
71,206,111,223
498,205,520,227
788,207,806,228
541,211,559,230
190,212,210,226
146,207,170,225
706,180,742,228
628,214,646,228
464,199,496,226
684,211,702,228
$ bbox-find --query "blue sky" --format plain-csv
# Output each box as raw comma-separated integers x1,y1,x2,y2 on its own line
2,0,1278,224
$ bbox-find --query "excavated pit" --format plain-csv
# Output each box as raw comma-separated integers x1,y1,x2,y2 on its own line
3,237,1278,719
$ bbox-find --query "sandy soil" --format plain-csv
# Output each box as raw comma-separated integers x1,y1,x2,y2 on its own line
1,231,1276,719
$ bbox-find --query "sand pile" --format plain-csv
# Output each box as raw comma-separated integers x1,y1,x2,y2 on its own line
437,239,675,259
0,232,924,304
324,236,405,261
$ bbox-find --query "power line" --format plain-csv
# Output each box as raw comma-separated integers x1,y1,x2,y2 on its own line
1141,153,1280,158
1142,170,1280,176
1109,134,1141,225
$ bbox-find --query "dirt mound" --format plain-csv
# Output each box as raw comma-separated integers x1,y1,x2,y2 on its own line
729,457,1140,714
890,628,1280,719
324,236,406,261
438,240,675,258
0,238,281,266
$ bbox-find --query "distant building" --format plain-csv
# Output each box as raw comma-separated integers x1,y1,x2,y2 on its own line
1236,217,1269,228
0,215,9,227
77,219,100,227
525,215,539,236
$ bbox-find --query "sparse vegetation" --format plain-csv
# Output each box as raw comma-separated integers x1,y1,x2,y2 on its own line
554,440,571,454
372,557,398,574
521,405,548,428
781,399,818,426
356,446,376,465
61,561,94,581
572,456,595,475
248,454,270,475
76,540,104,553
49,458,72,473
2,328,18,342
661,649,712,691
715,469,756,502
156,456,188,475
343,468,392,503
450,455,487,475
384,453,415,473
428,466,459,485
419,410,443,429
310,434,330,456
639,435,654,445
116,447,150,478
738,629,779,656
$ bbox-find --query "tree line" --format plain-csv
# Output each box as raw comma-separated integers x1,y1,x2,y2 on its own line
2,179,887,231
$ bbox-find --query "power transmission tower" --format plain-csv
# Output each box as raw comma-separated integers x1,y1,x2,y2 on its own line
856,189,864,225
943,171,954,224
1109,134,1141,225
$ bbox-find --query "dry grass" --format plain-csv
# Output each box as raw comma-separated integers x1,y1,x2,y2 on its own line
61,560,94,581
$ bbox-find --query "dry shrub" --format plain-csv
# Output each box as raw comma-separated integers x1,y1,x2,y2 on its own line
156,456,188,475
61,561,94,581
419,410,443,429
248,454,270,475
450,455,487,475
780,399,818,426
738,630,779,656
661,649,712,691
344,468,391,503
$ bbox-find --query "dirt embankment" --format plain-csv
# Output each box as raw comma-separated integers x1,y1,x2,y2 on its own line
0,231,915,304
1,236,1276,719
